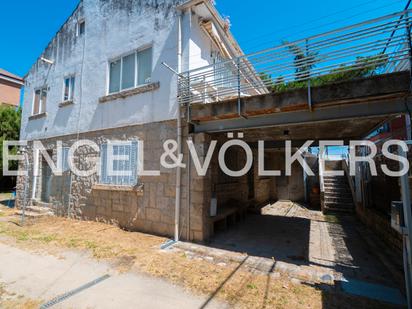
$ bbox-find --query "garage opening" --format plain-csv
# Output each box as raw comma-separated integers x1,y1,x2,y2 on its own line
194,119,404,302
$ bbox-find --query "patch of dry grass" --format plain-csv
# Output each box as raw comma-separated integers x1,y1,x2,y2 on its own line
0,217,401,309
0,284,41,309
0,204,16,218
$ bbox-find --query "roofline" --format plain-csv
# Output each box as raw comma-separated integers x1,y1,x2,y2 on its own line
177,0,205,10
24,0,82,79
178,0,245,56
0,73,24,86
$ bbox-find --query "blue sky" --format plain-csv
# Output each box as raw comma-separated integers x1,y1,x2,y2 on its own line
0,0,407,77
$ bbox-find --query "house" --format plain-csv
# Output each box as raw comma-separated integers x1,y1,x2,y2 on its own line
16,0,252,241
18,0,409,246
0,68,23,107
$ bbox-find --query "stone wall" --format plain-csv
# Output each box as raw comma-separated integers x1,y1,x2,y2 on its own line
356,205,402,254
16,120,208,242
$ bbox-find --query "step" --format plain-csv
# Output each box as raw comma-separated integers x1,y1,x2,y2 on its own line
14,210,53,218
323,176,347,180
26,205,53,214
324,202,354,210
324,180,348,185
324,183,350,189
324,183,348,188
324,192,353,199
323,207,354,214
31,200,52,208
324,187,351,194
325,197,353,204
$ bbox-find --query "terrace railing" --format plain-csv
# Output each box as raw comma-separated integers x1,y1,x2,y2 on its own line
178,10,412,111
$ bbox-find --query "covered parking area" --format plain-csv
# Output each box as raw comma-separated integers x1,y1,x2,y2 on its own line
182,71,411,305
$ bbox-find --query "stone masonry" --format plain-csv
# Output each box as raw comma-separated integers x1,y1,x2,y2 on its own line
16,119,213,242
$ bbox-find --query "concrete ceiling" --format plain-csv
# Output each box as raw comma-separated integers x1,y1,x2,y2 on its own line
212,115,394,144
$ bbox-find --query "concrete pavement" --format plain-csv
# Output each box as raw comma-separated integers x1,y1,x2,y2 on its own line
0,242,226,309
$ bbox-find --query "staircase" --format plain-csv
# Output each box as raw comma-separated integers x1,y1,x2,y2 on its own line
15,200,54,219
323,175,354,214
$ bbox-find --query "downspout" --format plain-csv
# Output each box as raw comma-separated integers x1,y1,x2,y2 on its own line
174,10,184,242
31,149,39,200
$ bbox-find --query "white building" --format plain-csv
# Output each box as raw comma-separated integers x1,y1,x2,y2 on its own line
18,0,246,241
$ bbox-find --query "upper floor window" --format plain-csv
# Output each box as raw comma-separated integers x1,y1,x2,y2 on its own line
108,47,153,94
77,20,85,36
33,87,47,115
63,76,75,101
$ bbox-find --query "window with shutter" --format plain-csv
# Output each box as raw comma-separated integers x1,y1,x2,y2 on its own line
100,142,138,186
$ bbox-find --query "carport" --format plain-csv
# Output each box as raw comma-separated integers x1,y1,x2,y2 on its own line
182,71,411,305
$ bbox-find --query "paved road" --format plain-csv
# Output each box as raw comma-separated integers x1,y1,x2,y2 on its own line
0,242,226,309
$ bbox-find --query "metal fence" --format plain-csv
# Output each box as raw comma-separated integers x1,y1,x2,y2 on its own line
178,10,412,106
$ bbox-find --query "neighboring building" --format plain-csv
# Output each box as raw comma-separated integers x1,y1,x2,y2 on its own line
17,0,251,241
0,68,23,107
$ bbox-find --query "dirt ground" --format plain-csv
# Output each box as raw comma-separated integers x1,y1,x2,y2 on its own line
0,205,404,309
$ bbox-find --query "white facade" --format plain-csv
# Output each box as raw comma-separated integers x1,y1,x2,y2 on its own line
21,0,243,141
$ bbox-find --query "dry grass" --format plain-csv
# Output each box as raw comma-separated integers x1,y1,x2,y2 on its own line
0,216,401,309
0,203,16,218
0,284,41,309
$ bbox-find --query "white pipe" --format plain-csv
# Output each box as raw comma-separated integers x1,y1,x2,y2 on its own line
31,149,39,200
174,10,184,242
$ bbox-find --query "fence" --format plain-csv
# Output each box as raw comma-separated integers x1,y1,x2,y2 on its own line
178,10,412,107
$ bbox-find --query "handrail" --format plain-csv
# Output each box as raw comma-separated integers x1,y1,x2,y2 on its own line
178,9,412,108
342,157,358,208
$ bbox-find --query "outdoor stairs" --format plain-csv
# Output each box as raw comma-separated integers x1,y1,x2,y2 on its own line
15,200,54,219
323,175,355,214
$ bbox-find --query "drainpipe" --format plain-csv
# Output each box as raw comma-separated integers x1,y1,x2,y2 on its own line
174,10,184,242
31,149,39,200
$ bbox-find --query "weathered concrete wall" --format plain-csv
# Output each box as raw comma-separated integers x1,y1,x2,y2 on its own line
22,0,183,141
270,151,305,202
253,150,277,204
209,140,250,208
21,0,230,143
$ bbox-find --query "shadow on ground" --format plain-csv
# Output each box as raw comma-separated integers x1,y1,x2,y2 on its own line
204,201,406,307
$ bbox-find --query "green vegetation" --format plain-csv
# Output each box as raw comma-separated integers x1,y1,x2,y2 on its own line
260,42,389,93
0,106,21,189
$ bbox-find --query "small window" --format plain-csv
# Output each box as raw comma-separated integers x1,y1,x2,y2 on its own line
63,76,75,101
78,20,85,36
100,141,139,186
33,87,47,115
137,48,152,85
108,47,152,94
60,147,70,172
109,60,121,94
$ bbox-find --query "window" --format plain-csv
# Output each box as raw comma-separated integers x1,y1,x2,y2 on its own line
78,20,85,36
33,87,47,115
108,47,152,94
61,147,70,172
63,76,75,101
100,141,138,186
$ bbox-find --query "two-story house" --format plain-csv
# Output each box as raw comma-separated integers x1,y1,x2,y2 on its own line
17,0,247,241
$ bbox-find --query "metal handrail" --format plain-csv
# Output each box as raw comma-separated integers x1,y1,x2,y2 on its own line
178,9,412,106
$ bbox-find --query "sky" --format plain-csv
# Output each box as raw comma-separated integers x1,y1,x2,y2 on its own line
0,0,407,77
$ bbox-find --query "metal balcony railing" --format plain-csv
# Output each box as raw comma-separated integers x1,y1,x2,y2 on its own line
178,10,412,108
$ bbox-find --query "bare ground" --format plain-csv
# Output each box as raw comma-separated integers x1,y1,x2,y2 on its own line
0,206,403,309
